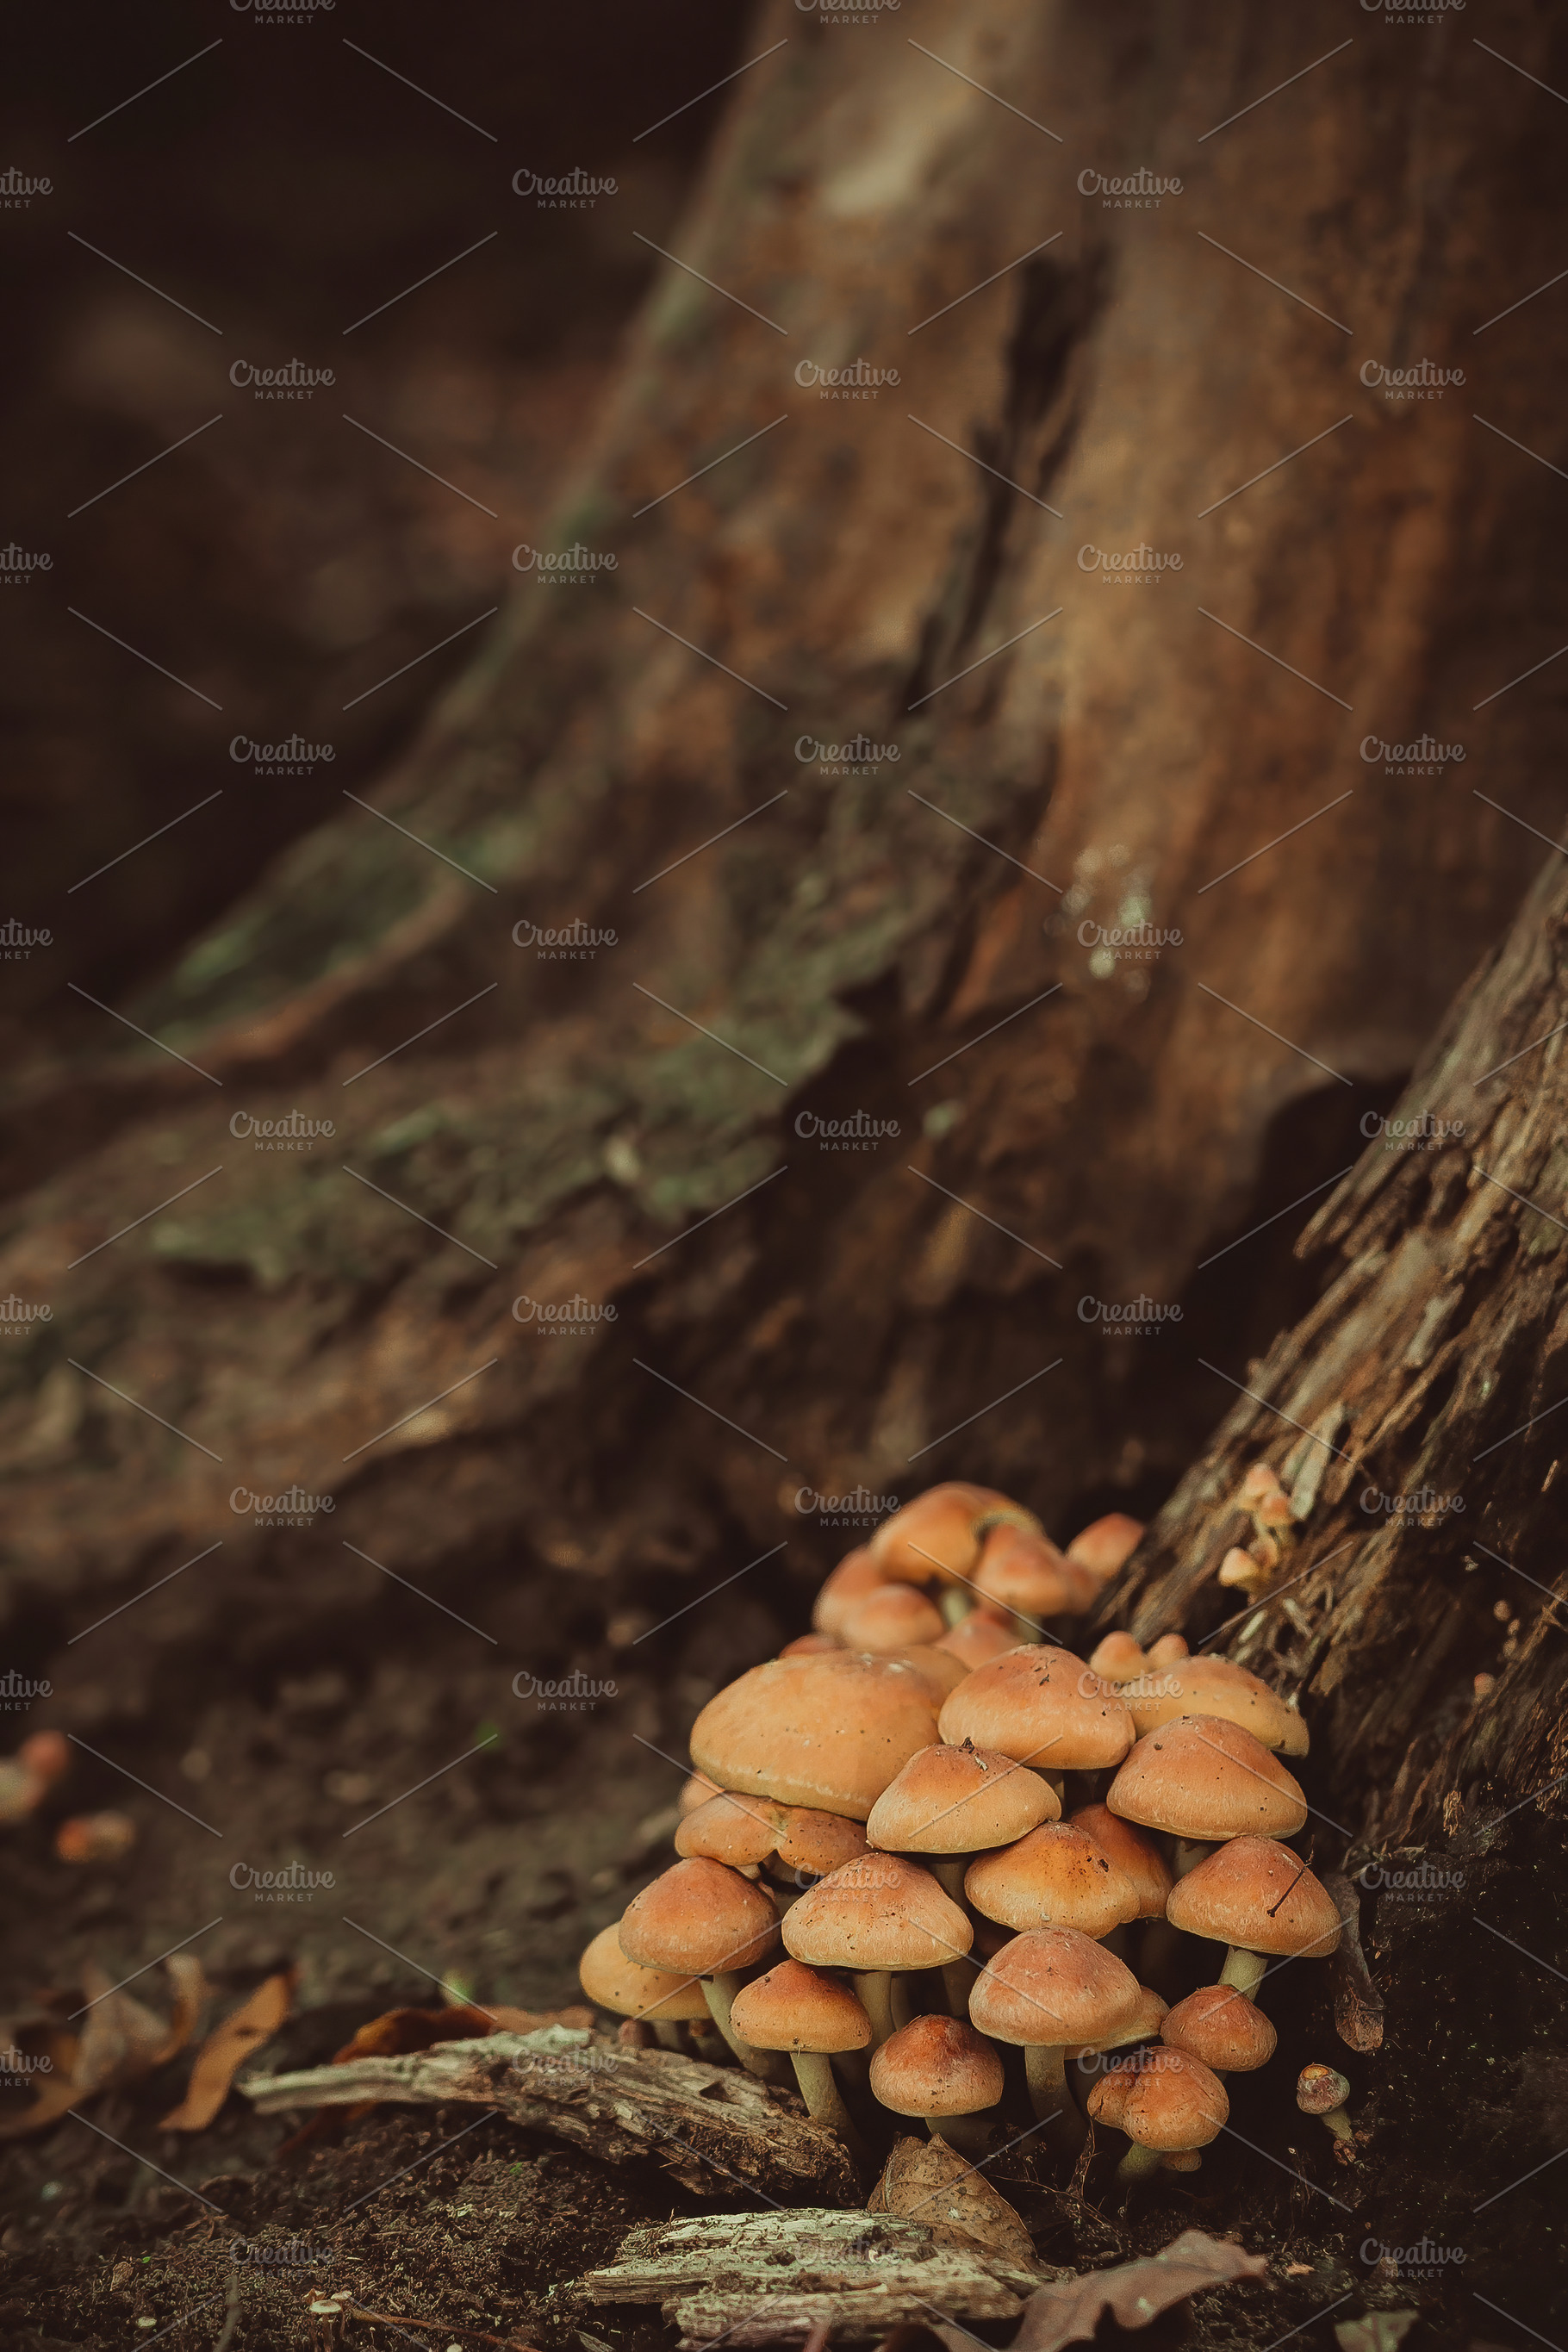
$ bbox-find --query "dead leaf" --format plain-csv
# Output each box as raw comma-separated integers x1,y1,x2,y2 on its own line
1335,2315,1420,2352
1011,2229,1268,2352
161,1968,295,2131
868,2135,1042,2271
330,2000,591,2064
0,1955,207,2137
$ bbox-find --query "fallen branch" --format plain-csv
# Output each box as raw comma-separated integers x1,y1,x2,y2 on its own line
1321,1873,1384,2053
575,2208,1052,2348
239,2026,857,2202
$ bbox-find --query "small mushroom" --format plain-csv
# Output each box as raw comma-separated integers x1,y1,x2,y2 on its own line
618,1857,781,2074
965,1824,1141,1943
871,1484,1042,1591
1160,1982,1276,2073
730,1959,873,2165
1166,1837,1342,2001
1087,1631,1148,1683
578,1923,709,2051
869,2013,1005,2156
1092,2045,1229,2182
969,1926,1142,2145
838,1584,949,1652
1065,1514,1146,1583
936,1608,1020,1671
1145,1633,1190,1668
812,1546,889,1636
1297,2060,1357,2156
782,1851,972,2048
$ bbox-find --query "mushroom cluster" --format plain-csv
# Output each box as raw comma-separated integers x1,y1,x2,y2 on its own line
580,1480,1341,2192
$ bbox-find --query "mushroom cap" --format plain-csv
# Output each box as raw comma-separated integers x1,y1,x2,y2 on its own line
1166,1836,1342,1960
1086,1631,1147,1683
729,1959,872,2054
1065,1513,1145,1582
1123,1654,1309,1757
1067,1803,1174,1919
578,1922,709,2022
1065,1982,1168,2058
812,1547,888,1637
775,1807,869,1878
871,1484,1039,1584
838,1584,948,1652
1160,1983,1277,2072
938,1646,1136,1773
1161,2147,1203,2173
968,1926,1142,2049
782,1851,973,1972
1119,2048,1229,2151
1145,1633,1190,1667
965,1824,1141,1938
1297,2061,1352,2114
867,1741,1059,1855
869,2014,1005,2117
1106,1717,1309,1842
690,1651,939,1820
1085,2063,1136,2130
972,1525,1094,1618
619,1857,781,1976
678,1770,720,1816
675,1790,784,1870
888,1645,971,1702
936,1610,1019,1670
780,1633,843,1658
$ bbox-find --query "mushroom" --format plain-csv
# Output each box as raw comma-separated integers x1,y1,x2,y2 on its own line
782,1851,973,2048
926,1609,1002,1672
578,1921,710,2050
1160,1982,1276,2074
1165,1835,1342,2000
1145,1633,1190,1668
971,1525,1097,1639
965,1824,1141,1943
813,1546,890,1636
1106,1716,1309,1876
968,1925,1142,2144
870,1484,1042,1597
1087,1631,1147,1683
1068,1801,1174,1969
689,1650,939,1821
677,1770,721,1816
779,1632,843,1657
1065,1514,1145,1583
868,1741,1059,2007
838,1584,948,1652
618,1857,781,2074
729,1959,873,2165
1091,2046,1229,2182
869,2014,1005,2157
1217,1546,1272,1602
938,1645,1136,1803
678,1791,869,1888
1297,2060,1357,2156
888,1645,971,1702
1116,1656,1310,1757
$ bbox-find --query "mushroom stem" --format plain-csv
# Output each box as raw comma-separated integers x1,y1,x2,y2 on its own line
651,2021,685,2052
1115,2139,1164,2181
891,1974,918,2032
705,1973,783,2080
1173,1839,1215,1880
939,1588,974,1628
1315,2103,1356,2144
1024,2043,1083,2146
791,2052,871,2170
853,1970,897,2050
926,2111,992,2158
930,1857,968,1906
1010,1610,1042,1646
941,1959,974,2020
1216,1945,1268,2000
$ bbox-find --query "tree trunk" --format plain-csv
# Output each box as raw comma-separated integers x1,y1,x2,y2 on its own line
4,3,1567,1637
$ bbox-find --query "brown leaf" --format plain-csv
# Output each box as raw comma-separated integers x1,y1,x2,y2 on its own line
160,1969,295,2132
330,2000,591,2064
0,1955,208,2137
1011,2230,1268,2352
868,2135,1042,2271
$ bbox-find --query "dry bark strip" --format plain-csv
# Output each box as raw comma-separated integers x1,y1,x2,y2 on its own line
574,2208,1050,2347
239,2026,857,2203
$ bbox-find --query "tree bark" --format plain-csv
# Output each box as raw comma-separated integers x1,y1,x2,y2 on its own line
3,3,1567,1648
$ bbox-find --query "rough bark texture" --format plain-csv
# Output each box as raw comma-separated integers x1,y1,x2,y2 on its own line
5,2,1568,1652
242,2025,858,2205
